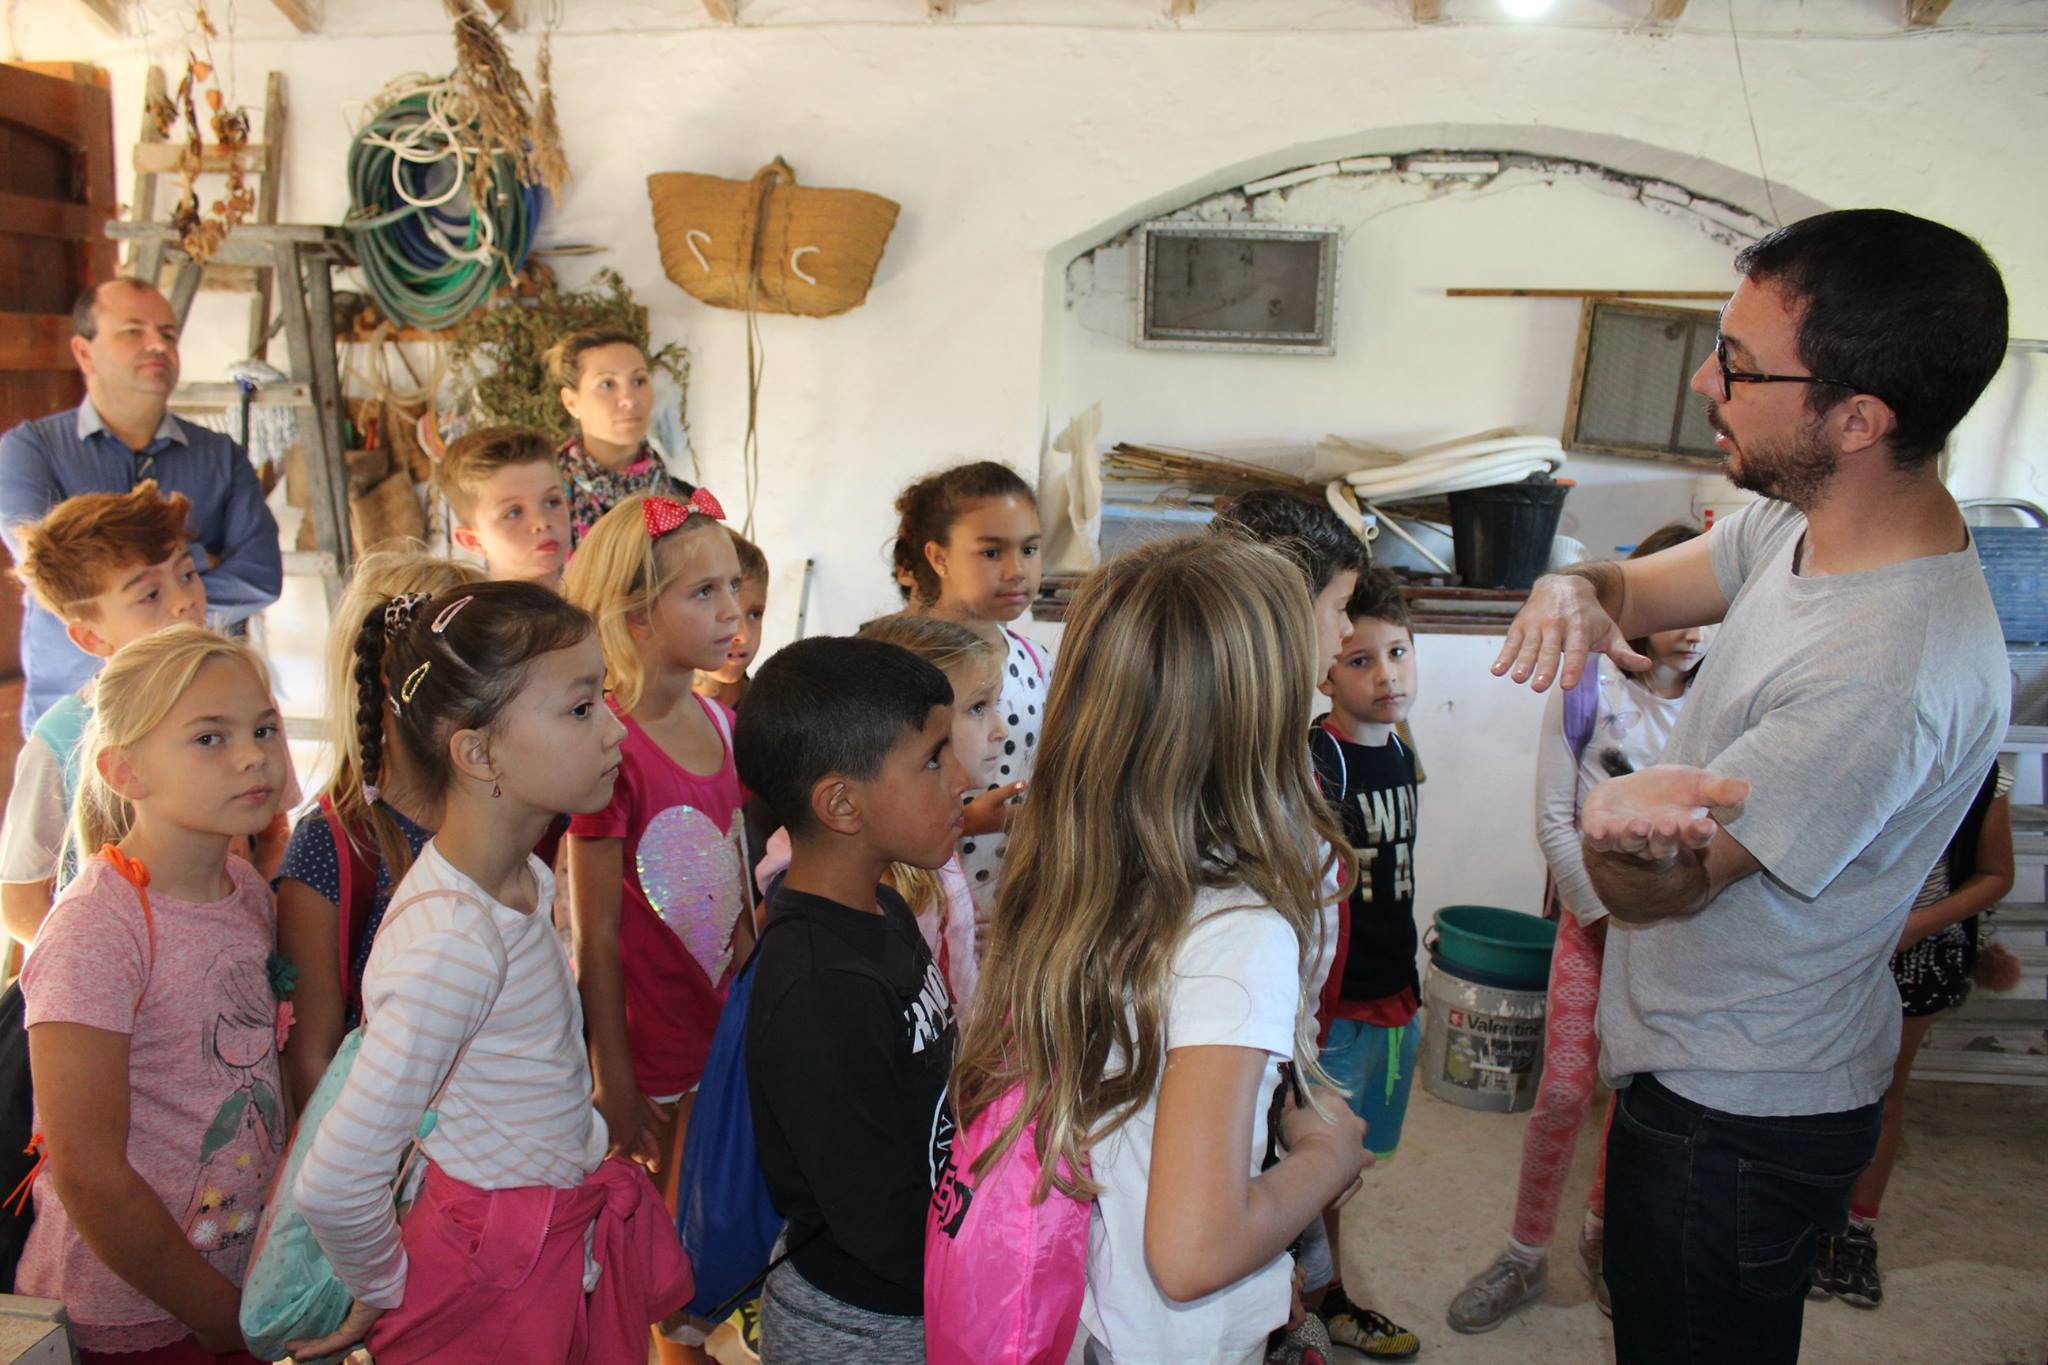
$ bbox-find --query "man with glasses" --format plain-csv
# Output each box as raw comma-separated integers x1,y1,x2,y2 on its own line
0,278,281,730
1490,209,2009,1363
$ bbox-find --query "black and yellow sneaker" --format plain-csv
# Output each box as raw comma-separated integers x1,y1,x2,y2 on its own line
1322,1285,1422,1360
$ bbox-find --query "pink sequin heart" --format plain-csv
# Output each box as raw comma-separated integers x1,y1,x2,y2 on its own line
636,803,747,983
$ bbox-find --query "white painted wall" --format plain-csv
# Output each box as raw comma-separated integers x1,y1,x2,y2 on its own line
11,0,2048,862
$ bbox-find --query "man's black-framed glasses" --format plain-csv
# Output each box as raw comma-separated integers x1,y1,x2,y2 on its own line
1714,336,1861,403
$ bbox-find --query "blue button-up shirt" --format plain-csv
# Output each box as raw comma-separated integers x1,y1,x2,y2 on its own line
0,399,283,730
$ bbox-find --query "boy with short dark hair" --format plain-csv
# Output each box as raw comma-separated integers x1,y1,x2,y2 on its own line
732,637,972,1361
437,425,574,586
1,482,203,946
1305,567,1426,1359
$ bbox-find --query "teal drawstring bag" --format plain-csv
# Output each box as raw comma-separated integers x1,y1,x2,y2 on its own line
237,890,482,1362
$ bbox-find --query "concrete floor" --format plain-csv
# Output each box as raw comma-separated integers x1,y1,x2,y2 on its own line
1334,1081,2048,1364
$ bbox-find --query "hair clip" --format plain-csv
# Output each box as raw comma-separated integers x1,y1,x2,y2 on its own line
398,661,432,706
642,488,726,538
430,595,476,634
383,591,429,635
362,784,382,803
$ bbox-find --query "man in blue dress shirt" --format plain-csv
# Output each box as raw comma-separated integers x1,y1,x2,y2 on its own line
0,278,282,731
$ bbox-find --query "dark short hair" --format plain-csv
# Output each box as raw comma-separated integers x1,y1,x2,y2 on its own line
1346,567,1409,633
1733,209,2008,466
891,461,1036,605
1211,488,1366,595
71,277,156,341
735,637,954,834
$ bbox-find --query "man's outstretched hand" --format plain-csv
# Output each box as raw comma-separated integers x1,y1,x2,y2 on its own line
1491,573,1651,693
1581,765,1752,862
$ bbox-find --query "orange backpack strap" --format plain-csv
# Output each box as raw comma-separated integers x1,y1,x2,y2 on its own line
98,845,157,1013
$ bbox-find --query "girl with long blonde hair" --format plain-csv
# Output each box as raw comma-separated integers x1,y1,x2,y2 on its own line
952,533,1369,1364
23,626,289,1363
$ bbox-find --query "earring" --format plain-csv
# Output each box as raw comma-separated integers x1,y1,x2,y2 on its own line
491,779,502,799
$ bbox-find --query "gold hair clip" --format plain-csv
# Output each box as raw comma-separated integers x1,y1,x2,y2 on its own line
430,595,477,634
398,661,432,707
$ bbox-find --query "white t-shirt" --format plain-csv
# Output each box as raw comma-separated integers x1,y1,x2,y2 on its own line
1080,886,1305,1365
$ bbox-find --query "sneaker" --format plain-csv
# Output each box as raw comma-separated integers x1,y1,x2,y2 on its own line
1322,1286,1422,1358
1809,1231,1838,1301
1578,1220,1611,1317
1829,1225,1883,1309
1446,1251,1547,1334
1266,1313,1334,1365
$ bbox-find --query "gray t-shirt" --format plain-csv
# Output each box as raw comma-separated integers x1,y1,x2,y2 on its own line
1597,498,2010,1116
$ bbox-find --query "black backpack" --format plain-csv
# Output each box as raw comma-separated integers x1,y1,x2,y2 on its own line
0,980,36,1290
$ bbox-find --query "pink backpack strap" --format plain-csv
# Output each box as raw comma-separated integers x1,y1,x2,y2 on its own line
1006,628,1049,683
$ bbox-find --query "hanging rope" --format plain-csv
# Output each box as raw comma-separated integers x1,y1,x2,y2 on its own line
345,80,540,332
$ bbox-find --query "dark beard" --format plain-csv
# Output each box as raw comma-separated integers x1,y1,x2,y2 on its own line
1707,401,1837,510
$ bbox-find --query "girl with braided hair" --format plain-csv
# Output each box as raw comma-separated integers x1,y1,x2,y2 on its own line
287,580,692,1364
273,550,484,1108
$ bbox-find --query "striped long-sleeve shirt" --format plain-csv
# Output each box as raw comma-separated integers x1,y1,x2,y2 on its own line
294,841,608,1309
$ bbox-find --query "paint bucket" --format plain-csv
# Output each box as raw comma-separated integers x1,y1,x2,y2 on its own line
1431,905,1556,989
1419,955,1549,1114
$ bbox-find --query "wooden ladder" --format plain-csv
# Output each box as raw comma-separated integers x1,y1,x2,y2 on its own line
124,66,287,362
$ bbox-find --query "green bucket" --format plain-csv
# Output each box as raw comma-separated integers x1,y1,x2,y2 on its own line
1430,905,1557,989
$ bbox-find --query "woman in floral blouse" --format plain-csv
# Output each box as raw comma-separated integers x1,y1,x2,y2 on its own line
545,326,693,546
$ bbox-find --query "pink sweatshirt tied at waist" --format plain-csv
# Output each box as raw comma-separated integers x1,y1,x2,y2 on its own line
364,1156,692,1365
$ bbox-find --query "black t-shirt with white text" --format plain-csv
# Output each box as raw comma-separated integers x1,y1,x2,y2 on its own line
747,883,957,1316
1311,723,1421,1003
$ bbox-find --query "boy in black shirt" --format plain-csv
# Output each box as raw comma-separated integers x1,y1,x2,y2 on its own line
732,637,974,1362
1309,568,1425,1359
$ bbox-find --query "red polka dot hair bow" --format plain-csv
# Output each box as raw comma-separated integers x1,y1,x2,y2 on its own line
642,488,726,537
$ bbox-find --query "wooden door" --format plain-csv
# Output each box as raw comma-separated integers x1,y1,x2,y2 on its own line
0,61,115,776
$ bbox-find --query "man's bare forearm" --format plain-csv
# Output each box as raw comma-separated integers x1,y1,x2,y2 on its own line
1584,840,1712,923
1556,560,1626,622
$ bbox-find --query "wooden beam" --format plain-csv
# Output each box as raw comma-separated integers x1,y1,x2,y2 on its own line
1907,0,1952,24
1649,0,1687,22
702,0,736,20
1410,0,1443,22
134,141,269,175
69,0,126,32
481,0,521,29
1448,288,1730,300
266,0,320,31
0,314,76,372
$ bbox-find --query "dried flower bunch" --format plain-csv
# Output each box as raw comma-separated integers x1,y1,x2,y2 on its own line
145,3,255,262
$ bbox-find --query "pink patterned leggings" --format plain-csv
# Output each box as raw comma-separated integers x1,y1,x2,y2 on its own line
1511,910,1613,1250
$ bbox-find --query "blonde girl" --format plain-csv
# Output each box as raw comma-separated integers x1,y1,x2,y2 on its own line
547,326,693,546
952,534,1369,1365
890,461,1052,922
22,626,288,1363
855,613,1004,1009
274,547,484,1107
288,580,687,1364
564,490,755,1365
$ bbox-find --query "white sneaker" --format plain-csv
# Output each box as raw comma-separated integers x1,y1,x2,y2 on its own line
1446,1251,1548,1334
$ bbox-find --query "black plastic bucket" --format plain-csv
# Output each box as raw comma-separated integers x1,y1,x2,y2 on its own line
1449,477,1571,590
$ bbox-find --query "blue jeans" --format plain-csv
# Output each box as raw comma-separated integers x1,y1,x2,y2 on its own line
1604,1074,1880,1365
1317,1016,1421,1158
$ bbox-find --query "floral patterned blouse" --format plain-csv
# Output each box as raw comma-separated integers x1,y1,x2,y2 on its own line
559,434,694,546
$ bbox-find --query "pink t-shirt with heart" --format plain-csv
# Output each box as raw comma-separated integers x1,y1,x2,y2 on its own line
567,696,749,1098
18,854,285,1353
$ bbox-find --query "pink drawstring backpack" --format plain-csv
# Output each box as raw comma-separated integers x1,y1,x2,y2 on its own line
924,1083,1090,1365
